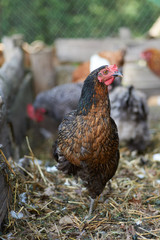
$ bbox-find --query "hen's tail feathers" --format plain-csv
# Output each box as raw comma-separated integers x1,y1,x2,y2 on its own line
125,85,134,107
53,140,58,162
128,85,134,95
122,85,148,120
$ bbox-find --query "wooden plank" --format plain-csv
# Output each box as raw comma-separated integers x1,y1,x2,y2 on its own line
0,48,24,107
55,37,160,63
0,47,25,158
2,34,24,62
8,72,33,146
0,42,33,227
30,47,56,94
55,38,126,62
0,171,11,228
123,62,160,97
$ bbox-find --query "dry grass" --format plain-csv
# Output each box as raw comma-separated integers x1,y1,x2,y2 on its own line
1,112,160,240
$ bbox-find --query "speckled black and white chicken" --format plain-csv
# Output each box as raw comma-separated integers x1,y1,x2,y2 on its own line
109,85,150,152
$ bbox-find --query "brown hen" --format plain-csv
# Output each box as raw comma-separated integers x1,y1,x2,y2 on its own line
53,65,122,215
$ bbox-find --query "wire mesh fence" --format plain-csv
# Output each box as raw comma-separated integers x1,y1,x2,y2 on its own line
0,0,160,44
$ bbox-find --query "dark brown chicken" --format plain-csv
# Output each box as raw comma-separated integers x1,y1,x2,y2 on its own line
141,48,160,77
53,65,122,215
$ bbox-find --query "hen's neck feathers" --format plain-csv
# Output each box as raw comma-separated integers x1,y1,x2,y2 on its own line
77,67,110,116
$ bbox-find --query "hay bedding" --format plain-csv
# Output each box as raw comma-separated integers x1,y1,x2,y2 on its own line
0,113,160,240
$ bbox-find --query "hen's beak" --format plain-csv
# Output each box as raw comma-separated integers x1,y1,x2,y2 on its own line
112,71,123,78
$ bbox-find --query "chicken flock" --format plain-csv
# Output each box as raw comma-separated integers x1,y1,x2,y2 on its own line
28,49,150,153
27,49,153,215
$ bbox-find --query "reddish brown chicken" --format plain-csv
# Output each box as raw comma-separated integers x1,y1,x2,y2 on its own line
141,48,160,77
53,65,122,215
72,49,125,83
0,44,4,67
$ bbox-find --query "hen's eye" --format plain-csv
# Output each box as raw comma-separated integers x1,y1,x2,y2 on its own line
103,70,108,74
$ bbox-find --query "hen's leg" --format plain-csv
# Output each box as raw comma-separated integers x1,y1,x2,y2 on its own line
108,180,112,192
88,195,101,217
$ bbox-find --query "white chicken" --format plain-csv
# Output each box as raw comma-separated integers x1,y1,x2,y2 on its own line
89,54,110,72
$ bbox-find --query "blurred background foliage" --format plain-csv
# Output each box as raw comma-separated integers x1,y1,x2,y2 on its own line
0,0,160,44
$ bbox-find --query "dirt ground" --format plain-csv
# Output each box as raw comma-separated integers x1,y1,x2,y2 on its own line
0,105,160,240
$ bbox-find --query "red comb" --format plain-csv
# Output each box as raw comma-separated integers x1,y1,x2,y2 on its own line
107,64,118,72
27,104,36,120
27,104,46,122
